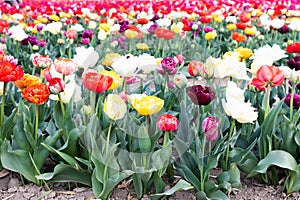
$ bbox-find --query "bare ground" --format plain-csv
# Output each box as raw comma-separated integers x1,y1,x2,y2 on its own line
1,169,300,200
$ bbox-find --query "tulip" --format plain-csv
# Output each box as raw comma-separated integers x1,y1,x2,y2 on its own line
286,42,300,53
14,74,41,90
186,85,215,105
202,116,219,141
48,77,65,94
104,94,127,120
287,55,300,71
130,95,164,116
0,60,24,82
98,70,123,90
232,32,246,43
54,58,78,76
187,60,205,77
284,93,300,109
83,72,113,93
173,73,187,89
158,57,177,75
157,114,179,131
31,53,53,68
251,65,285,90
22,83,50,105
82,29,94,39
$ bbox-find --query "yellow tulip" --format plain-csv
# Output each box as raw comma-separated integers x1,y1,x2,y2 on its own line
234,47,253,59
136,43,149,51
124,29,138,39
104,94,127,120
226,24,236,31
102,53,121,66
131,95,164,116
49,14,60,22
205,31,217,40
99,23,111,32
244,27,256,36
99,70,123,90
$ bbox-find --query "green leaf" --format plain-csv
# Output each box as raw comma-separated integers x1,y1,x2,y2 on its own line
1,140,37,183
36,163,91,186
207,190,228,200
41,143,81,169
174,162,201,191
33,129,63,170
138,125,151,153
150,179,193,200
133,173,143,199
248,150,297,177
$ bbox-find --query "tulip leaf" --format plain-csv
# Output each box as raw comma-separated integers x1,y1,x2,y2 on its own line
41,142,81,169
36,163,91,186
1,140,37,183
138,125,151,153
149,179,194,200
174,162,201,191
248,150,297,177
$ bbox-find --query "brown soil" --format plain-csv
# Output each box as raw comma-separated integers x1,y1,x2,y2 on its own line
0,170,300,200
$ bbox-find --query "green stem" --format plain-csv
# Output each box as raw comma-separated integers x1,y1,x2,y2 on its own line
200,135,206,192
264,84,271,120
0,82,7,137
146,115,150,134
103,120,113,181
290,84,296,121
91,92,97,114
163,131,169,147
225,119,235,170
58,93,65,116
35,105,39,143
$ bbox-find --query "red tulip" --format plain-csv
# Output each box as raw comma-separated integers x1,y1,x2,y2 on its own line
251,65,284,90
286,42,300,54
136,18,148,25
0,60,24,82
157,114,179,131
48,78,65,94
83,72,113,93
154,28,175,40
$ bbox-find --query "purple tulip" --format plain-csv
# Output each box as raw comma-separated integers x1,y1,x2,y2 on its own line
277,25,289,34
38,40,47,47
119,20,129,33
287,55,300,71
148,24,159,34
36,25,44,31
82,38,90,45
204,26,214,33
186,85,215,105
82,29,93,39
284,93,300,109
202,116,219,141
159,57,177,75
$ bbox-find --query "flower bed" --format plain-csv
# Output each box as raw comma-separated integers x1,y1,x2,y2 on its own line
0,0,300,199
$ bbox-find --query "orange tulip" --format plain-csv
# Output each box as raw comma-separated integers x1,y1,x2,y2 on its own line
22,83,50,105
232,32,246,43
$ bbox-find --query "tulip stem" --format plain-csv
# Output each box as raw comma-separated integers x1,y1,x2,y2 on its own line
91,92,96,114
146,115,150,134
290,84,296,122
58,93,65,116
163,131,169,147
35,105,39,143
264,84,271,120
200,134,206,192
103,120,113,182
0,82,7,138
225,119,235,170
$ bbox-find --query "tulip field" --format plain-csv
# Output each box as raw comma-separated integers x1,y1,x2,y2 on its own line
1,0,300,199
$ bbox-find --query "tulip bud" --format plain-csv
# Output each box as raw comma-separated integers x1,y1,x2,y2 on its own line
173,73,187,88
202,116,219,141
82,105,92,115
